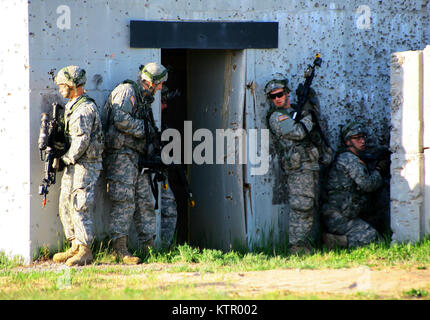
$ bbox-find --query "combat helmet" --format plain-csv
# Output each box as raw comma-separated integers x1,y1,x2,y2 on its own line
341,121,367,142
55,66,87,87
264,79,292,97
139,62,168,87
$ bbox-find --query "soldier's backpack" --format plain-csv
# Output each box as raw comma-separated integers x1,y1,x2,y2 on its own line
100,79,145,134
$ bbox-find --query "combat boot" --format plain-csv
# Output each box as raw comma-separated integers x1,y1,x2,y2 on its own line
53,240,79,263
322,233,348,250
113,236,141,265
65,244,93,266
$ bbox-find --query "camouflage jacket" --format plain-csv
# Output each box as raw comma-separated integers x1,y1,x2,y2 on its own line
61,94,104,167
324,151,382,219
104,81,153,155
268,104,319,171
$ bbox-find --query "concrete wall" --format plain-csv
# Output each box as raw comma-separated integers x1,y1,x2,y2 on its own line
1,0,429,260
0,0,32,263
390,46,430,242
390,45,430,243
27,1,160,258
424,46,430,238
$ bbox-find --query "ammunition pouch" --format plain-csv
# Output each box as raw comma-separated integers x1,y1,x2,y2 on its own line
282,143,320,171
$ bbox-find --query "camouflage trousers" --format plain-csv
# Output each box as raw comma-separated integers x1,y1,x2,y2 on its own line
160,185,177,246
105,152,156,244
322,204,380,247
286,167,319,247
59,162,101,246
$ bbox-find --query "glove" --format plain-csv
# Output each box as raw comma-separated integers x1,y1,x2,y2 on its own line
375,159,390,177
53,157,67,172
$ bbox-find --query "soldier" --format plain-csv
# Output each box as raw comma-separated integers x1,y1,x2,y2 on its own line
160,85,179,247
103,62,167,264
52,66,104,266
266,79,320,254
321,121,387,248
160,180,177,246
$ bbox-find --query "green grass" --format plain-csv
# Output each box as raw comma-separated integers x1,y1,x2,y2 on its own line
0,251,24,269
403,288,429,299
139,239,430,272
0,238,429,299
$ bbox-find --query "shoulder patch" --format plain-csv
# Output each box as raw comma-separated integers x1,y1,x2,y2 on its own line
130,95,135,106
278,114,289,122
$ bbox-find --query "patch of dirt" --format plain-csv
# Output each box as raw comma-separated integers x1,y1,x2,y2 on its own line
11,262,430,299
149,266,430,298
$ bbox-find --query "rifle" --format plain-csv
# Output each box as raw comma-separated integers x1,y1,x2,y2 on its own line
292,53,322,122
141,158,196,210
359,146,392,178
38,102,67,207
138,97,195,210
292,53,333,164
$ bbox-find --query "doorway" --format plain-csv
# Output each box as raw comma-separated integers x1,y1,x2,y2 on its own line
161,49,247,251
161,49,189,244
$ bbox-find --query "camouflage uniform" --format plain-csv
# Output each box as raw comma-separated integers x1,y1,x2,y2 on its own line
104,81,156,245
321,121,384,248
160,180,177,245
58,70,104,248
267,79,320,248
269,109,320,247
48,65,103,266
321,151,383,247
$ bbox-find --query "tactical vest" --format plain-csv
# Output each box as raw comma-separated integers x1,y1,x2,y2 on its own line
63,94,104,162
266,102,333,166
64,94,96,134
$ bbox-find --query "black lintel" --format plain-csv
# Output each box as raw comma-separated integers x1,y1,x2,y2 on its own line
130,20,278,49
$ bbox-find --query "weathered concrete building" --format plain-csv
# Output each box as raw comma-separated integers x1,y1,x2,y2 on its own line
390,46,430,243
0,0,429,262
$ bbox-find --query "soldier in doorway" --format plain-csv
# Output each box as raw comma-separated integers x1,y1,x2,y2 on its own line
52,66,104,266
103,62,167,264
265,79,320,254
159,85,180,247
321,121,389,248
